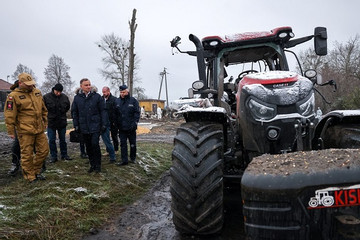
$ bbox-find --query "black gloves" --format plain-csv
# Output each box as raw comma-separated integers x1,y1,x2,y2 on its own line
101,126,107,134
75,126,80,133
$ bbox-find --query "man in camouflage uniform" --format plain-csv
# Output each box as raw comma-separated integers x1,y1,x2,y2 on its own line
4,73,49,183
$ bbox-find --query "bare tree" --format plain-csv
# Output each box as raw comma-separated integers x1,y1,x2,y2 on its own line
328,35,360,109
297,48,328,74
12,64,37,83
328,35,360,93
128,8,138,95
98,34,129,92
299,36,360,111
41,54,74,96
133,86,147,100
97,33,141,96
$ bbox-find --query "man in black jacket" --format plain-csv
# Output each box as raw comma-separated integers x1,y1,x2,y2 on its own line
114,85,140,166
7,80,21,175
102,86,119,155
71,78,107,173
43,83,71,163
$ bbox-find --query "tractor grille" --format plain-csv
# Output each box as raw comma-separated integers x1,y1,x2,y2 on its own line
277,104,297,114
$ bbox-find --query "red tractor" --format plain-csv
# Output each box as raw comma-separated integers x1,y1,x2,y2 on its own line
170,27,360,239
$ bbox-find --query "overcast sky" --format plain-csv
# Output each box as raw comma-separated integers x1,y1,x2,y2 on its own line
1,0,359,101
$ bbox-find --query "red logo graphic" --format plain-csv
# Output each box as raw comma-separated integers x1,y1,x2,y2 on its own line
308,184,360,209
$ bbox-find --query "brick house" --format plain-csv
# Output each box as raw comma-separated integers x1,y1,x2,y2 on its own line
0,79,13,112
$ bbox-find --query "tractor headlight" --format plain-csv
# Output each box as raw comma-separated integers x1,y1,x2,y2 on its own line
298,94,315,116
192,81,204,90
248,99,276,120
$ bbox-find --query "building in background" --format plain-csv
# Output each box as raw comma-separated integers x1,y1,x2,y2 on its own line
0,79,12,112
138,99,165,118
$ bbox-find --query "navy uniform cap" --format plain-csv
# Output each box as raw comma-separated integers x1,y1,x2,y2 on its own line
119,85,128,90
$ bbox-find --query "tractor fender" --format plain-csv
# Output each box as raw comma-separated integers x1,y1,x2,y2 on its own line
313,110,360,149
179,105,228,124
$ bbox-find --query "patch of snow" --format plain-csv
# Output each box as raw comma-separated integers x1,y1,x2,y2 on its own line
328,110,360,117
169,98,203,110
243,76,313,105
250,71,298,80
225,31,272,42
178,105,227,114
73,187,88,193
138,122,159,130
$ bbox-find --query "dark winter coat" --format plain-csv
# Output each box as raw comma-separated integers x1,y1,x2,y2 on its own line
114,94,140,131
102,93,117,127
43,90,70,129
71,87,107,134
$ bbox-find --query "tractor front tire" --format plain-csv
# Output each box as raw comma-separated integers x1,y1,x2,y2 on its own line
170,122,224,235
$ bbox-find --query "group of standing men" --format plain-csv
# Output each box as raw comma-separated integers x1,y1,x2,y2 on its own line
4,73,140,183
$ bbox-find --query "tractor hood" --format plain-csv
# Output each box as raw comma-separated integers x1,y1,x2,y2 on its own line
239,71,314,106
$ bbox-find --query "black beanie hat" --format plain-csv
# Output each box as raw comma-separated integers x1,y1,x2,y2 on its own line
10,80,19,90
54,83,63,92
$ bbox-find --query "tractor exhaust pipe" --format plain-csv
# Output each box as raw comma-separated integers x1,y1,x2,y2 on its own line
189,34,207,87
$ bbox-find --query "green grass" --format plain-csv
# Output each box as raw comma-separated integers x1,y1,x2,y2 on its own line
0,122,6,132
0,142,173,240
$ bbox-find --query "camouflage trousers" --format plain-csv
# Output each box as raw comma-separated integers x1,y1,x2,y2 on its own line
18,132,49,182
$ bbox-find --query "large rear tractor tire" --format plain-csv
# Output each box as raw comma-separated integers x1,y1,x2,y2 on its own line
170,122,224,235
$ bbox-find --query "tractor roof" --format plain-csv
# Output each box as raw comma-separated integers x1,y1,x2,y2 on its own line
201,26,294,50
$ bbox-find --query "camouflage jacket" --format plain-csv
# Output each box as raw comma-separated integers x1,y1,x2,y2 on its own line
4,87,48,136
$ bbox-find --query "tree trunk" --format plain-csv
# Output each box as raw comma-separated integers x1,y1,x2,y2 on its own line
128,9,137,95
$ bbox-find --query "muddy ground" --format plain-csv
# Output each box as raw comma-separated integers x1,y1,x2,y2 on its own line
82,119,245,240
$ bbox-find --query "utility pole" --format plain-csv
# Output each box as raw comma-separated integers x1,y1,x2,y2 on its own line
128,8,137,95
158,68,169,107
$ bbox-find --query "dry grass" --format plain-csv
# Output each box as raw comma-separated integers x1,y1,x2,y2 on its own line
0,142,173,240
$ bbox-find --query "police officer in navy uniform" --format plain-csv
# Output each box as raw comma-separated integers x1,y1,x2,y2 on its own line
114,85,140,166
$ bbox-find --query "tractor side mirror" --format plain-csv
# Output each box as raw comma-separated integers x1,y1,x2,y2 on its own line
171,36,181,48
314,27,327,56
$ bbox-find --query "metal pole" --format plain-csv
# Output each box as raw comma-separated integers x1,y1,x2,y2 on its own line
158,69,164,100
164,68,169,107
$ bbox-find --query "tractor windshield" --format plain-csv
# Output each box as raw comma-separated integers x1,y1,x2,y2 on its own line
214,44,287,85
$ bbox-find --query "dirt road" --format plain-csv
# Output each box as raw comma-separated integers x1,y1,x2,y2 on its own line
82,169,245,240
82,120,246,240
